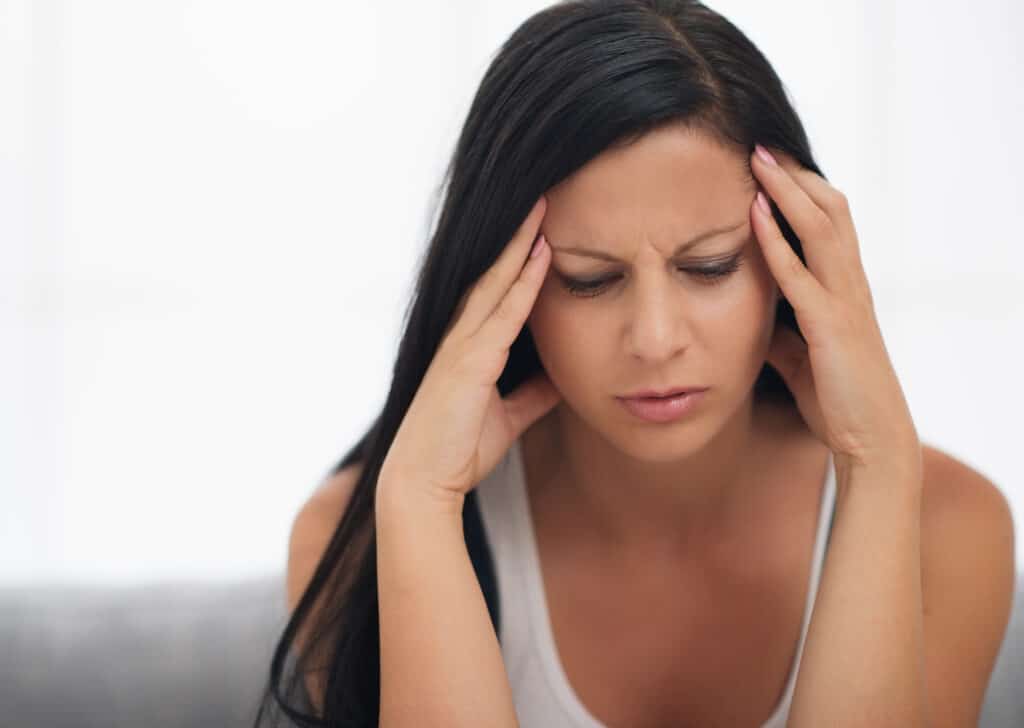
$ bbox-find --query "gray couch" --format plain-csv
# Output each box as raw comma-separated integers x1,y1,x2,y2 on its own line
2,572,1022,727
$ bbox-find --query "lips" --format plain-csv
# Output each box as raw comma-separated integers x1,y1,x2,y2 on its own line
619,386,707,400
616,388,707,423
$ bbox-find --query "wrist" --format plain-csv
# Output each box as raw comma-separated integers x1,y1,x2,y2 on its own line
835,445,924,495
375,472,467,523
838,423,922,477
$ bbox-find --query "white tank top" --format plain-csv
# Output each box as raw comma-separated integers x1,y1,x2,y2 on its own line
474,437,837,728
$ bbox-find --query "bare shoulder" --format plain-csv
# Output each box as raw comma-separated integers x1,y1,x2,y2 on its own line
919,442,1016,724
919,441,1015,589
921,444,1008,513
311,461,366,515
285,461,367,716
919,444,1015,564
919,442,1014,579
286,461,365,613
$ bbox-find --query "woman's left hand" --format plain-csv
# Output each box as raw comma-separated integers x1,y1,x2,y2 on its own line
749,144,921,475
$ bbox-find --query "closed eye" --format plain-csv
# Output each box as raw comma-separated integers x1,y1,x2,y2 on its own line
558,254,744,298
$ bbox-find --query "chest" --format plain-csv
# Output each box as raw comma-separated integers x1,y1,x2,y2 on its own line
531,506,819,728
507,408,832,727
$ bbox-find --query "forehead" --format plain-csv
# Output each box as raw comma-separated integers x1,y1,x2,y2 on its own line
542,125,755,245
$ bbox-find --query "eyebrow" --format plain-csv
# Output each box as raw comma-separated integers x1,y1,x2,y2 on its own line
550,220,748,261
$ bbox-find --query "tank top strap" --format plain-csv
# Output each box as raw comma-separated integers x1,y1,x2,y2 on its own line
823,473,838,552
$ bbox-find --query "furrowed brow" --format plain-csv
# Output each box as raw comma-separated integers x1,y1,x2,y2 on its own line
552,220,747,261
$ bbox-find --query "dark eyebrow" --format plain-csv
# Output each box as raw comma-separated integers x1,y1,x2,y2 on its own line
551,220,748,261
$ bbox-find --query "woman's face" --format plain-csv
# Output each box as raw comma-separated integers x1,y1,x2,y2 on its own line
528,124,781,458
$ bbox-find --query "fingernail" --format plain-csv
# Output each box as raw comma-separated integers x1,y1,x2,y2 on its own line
755,191,771,216
530,234,546,258
754,144,777,166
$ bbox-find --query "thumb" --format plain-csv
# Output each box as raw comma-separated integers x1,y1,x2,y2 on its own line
765,324,809,394
503,370,562,440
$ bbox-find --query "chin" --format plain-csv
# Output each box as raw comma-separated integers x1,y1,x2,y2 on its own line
616,429,712,464
597,400,716,463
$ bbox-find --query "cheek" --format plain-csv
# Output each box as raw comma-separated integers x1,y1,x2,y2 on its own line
729,267,779,363
746,240,779,301
703,269,777,356
527,294,607,390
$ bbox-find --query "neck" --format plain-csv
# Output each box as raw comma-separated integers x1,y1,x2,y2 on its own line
523,393,784,562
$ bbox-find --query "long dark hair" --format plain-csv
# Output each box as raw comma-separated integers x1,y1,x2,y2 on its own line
252,0,825,724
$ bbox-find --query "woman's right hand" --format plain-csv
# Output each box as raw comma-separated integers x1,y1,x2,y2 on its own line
379,194,562,508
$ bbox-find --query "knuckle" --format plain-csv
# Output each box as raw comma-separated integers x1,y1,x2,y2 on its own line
830,188,850,213
444,305,464,336
469,269,492,300
829,303,856,336
461,338,503,381
858,282,876,309
492,294,518,328
437,334,467,367
447,342,479,378
449,285,473,319
430,341,454,377
441,310,466,342
811,208,833,238
453,288,471,316
785,254,807,280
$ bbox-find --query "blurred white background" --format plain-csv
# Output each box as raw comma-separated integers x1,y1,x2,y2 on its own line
2,0,1021,587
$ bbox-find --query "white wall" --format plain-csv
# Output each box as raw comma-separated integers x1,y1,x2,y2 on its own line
2,0,1021,586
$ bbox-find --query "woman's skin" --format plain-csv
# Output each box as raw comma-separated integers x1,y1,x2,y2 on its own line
367,116,1011,727
525,122,793,563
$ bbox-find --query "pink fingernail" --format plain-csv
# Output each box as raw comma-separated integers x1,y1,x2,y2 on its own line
755,144,777,166
530,234,546,258
755,191,771,216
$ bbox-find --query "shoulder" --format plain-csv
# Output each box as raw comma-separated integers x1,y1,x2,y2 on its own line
286,462,365,612
919,443,1015,578
918,443,1016,723
921,444,1011,522
310,462,364,516
285,461,365,715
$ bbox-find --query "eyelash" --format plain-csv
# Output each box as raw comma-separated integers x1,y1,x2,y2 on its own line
560,255,744,298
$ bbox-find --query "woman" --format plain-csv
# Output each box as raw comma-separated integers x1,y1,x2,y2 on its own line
254,1,1015,726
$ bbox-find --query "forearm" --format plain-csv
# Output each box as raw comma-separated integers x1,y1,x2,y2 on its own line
375,479,519,728
787,452,927,728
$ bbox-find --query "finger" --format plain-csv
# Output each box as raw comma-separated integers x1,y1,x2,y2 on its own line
501,370,562,441
446,195,548,341
765,324,824,439
750,189,827,318
751,146,846,293
475,232,551,354
765,323,809,390
768,149,855,236
766,148,865,275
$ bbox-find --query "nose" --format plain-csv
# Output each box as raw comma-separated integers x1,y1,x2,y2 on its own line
624,272,689,363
